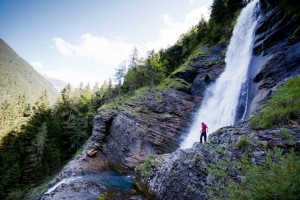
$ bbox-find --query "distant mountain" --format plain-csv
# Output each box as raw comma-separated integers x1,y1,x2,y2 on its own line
43,74,67,91
0,39,58,105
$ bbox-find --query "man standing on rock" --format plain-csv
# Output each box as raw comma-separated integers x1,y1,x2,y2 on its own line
200,122,208,143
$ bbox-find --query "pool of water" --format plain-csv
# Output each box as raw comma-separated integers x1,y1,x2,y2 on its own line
82,171,135,191
45,170,135,195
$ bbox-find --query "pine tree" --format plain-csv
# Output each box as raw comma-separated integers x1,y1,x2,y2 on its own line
128,46,139,69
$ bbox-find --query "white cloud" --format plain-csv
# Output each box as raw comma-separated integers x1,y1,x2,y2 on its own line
145,14,184,51
30,61,43,70
53,34,135,66
145,5,211,51
51,34,138,88
49,4,212,88
52,4,211,64
185,7,211,25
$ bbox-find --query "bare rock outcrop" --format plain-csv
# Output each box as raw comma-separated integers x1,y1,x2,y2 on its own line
246,0,300,116
38,44,226,199
136,123,300,199
135,1,300,199
100,44,226,171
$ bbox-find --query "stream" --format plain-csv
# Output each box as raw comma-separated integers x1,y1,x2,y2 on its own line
42,170,135,199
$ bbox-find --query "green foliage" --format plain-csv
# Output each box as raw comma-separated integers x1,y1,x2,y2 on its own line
135,154,158,178
98,192,112,200
118,1,246,96
100,1,246,100
227,149,300,200
0,0,281,198
208,0,247,43
133,179,144,195
280,0,300,18
157,78,191,91
208,148,300,200
171,43,209,76
236,135,250,149
207,156,235,199
24,175,55,200
0,94,31,141
228,10,241,35
0,83,98,199
0,39,58,106
250,77,300,130
280,0,300,44
123,51,166,94
280,128,296,142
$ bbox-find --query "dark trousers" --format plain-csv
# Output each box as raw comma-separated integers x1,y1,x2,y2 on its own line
200,132,207,143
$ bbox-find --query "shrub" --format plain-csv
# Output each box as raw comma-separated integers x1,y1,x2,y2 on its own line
250,77,300,130
280,128,296,142
208,148,300,200
236,135,250,149
228,149,300,200
135,154,158,178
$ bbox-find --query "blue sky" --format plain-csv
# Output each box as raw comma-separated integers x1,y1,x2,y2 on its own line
0,0,213,88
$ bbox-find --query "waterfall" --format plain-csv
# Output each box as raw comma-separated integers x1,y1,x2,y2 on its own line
180,0,261,149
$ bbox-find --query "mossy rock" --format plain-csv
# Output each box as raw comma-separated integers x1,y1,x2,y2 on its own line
250,76,300,130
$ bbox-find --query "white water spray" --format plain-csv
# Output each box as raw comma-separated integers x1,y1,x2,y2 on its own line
45,176,81,194
180,0,261,149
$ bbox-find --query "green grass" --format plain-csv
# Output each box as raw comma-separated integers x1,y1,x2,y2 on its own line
208,148,300,200
236,136,250,149
227,149,300,200
98,100,122,113
280,128,296,142
250,76,300,130
171,43,210,75
157,78,191,91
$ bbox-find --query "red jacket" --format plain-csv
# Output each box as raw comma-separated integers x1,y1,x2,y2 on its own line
201,123,208,133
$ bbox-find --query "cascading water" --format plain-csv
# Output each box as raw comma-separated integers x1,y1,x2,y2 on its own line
180,0,261,149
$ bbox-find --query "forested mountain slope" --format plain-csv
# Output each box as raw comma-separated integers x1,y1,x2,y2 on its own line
0,39,58,105
1,0,299,199
39,0,300,199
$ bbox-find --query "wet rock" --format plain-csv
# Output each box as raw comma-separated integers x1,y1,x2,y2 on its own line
39,1,300,198
41,41,227,194
248,1,300,116
189,44,227,96
136,124,299,199
110,2,300,199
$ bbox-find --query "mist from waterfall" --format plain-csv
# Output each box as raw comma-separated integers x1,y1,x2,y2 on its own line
180,0,261,149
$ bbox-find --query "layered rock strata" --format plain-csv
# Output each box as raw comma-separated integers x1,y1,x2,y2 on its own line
136,1,300,199
39,44,226,199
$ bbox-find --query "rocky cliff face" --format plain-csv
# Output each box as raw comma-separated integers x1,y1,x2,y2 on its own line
246,0,300,116
39,0,300,198
95,44,226,172
39,44,226,199
136,124,300,199
139,124,300,199
136,1,300,199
